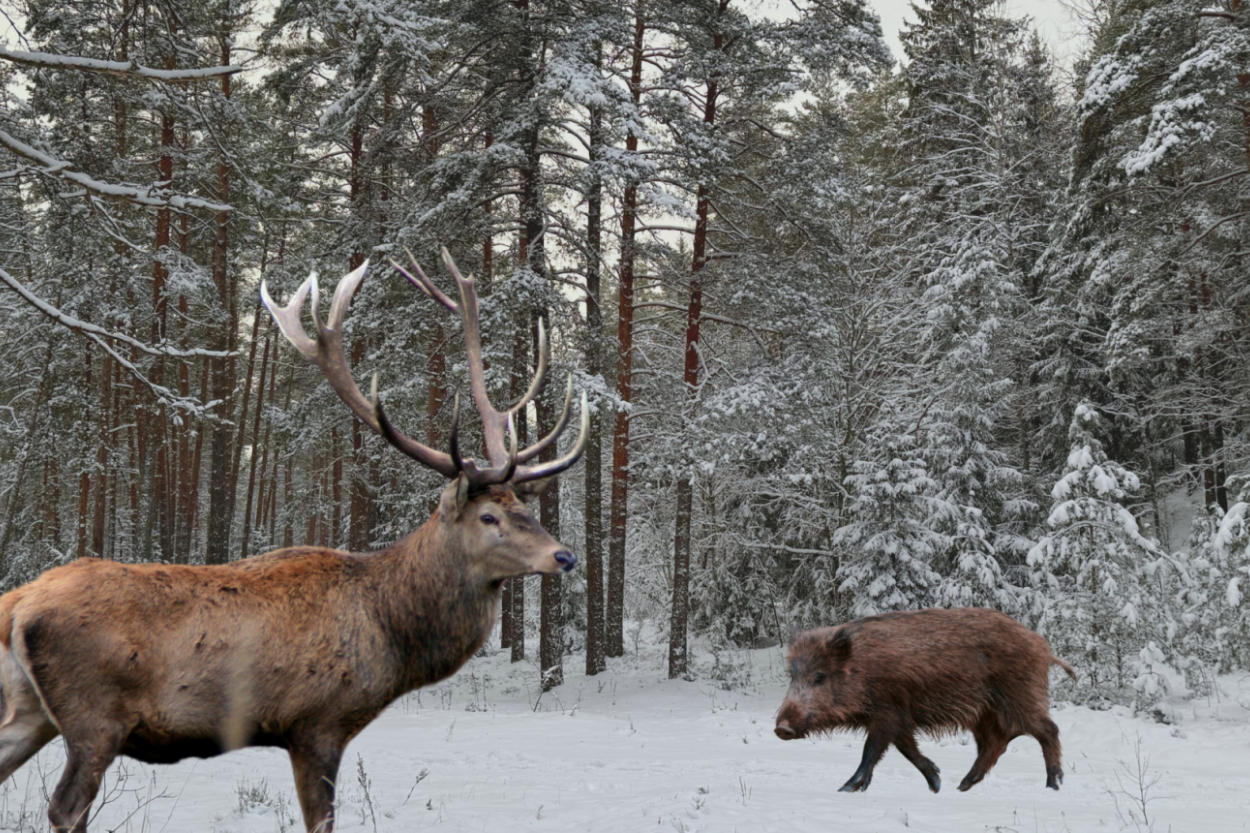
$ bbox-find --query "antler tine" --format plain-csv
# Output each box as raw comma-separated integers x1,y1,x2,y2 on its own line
440,245,511,467
389,248,460,313
260,273,319,361
507,316,550,418
516,372,574,465
264,262,459,480
513,391,590,484
369,374,460,477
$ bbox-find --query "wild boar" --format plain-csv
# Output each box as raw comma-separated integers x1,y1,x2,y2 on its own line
774,607,1076,793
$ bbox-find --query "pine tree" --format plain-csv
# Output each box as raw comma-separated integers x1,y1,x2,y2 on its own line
1028,403,1158,701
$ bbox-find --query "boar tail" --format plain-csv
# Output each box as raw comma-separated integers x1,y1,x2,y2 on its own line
1050,655,1077,681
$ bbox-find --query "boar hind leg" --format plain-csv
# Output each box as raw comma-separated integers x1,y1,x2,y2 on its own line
839,731,890,793
958,715,1009,792
894,734,941,793
1028,716,1063,790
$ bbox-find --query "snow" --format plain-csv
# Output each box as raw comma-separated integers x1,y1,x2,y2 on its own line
0,48,243,81
4,639,1249,832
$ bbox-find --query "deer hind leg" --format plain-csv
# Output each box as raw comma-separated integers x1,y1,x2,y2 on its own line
0,650,59,783
289,736,345,833
47,728,125,833
958,713,1010,792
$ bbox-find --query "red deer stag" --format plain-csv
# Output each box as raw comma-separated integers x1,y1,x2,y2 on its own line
0,248,587,833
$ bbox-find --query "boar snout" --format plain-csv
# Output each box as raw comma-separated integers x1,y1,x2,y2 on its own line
774,721,798,741
554,550,577,572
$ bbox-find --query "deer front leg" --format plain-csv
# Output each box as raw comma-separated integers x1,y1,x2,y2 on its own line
289,736,344,833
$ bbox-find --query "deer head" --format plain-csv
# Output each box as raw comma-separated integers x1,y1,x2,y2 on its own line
260,246,587,574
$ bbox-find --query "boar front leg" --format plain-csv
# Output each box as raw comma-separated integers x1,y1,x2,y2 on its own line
839,731,890,793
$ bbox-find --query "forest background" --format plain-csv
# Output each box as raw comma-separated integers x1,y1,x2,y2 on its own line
0,0,1247,712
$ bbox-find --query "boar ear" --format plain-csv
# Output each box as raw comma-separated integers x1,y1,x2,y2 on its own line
826,630,852,665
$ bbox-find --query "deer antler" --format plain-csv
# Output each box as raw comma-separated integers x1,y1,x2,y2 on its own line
391,247,588,485
263,250,588,490
260,262,460,480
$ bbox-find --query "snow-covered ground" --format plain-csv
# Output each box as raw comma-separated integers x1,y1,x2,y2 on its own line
2,638,1247,832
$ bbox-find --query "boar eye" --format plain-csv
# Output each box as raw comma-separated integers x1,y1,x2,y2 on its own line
481,514,499,526
813,673,826,685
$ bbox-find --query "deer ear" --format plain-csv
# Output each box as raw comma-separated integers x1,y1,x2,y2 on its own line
439,476,470,521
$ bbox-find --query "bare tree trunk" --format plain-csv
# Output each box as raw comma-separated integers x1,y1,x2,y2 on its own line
347,98,371,550
423,104,447,519
670,23,721,679
331,427,343,547
152,82,175,561
91,347,114,558
229,293,265,548
537,326,563,689
77,344,92,561
205,32,236,565
44,453,61,550
584,44,607,677
608,5,646,660
0,336,56,567
505,321,531,661
240,332,271,559
188,357,209,561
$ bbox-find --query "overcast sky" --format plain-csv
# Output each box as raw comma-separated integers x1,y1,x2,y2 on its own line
864,0,1080,67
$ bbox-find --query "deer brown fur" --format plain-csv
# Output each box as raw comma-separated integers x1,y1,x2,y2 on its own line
774,608,1077,794
0,482,571,832
0,253,588,833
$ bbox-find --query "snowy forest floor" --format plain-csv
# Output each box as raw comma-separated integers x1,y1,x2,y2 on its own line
1,633,1247,833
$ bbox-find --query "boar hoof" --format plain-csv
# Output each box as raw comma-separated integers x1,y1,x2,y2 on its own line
839,775,871,793
1046,768,1063,790
924,772,941,793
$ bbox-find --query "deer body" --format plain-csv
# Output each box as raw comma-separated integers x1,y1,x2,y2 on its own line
0,253,588,832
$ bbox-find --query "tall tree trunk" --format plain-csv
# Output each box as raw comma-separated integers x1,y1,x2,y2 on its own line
670,23,721,679
537,324,563,690
175,125,195,562
504,322,531,661
347,99,371,550
152,78,176,561
609,5,646,659
584,44,607,677
229,293,265,547
205,32,236,565
91,347,114,558
513,0,543,664
240,332,270,559
424,104,447,518
0,336,57,567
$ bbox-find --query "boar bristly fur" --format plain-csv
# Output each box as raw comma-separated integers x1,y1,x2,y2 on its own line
774,608,1076,794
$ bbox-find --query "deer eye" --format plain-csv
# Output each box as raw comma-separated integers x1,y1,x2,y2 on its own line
813,673,826,685
480,514,499,526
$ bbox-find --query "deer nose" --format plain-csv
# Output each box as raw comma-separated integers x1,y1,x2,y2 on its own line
554,550,577,572
774,721,797,741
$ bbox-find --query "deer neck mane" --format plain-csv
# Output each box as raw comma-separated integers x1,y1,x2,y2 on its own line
373,512,500,692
